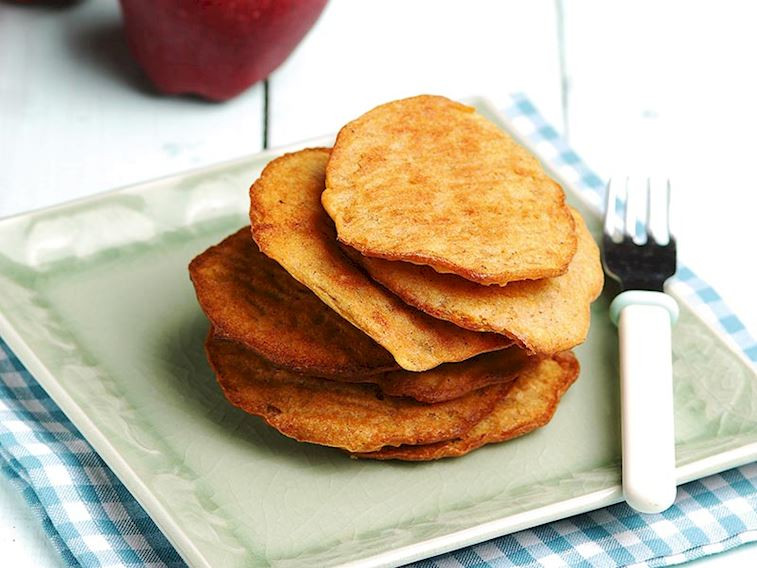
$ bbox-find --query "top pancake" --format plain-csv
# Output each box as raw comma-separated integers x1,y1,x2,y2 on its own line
189,228,397,378
249,148,510,372
322,95,577,285
349,209,604,355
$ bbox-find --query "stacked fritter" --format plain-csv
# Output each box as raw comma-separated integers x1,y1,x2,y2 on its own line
189,95,603,460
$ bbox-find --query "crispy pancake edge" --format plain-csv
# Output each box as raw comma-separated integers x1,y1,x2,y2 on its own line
188,228,399,378
350,209,604,355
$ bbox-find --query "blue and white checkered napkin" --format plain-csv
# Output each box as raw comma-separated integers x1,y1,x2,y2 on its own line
1,95,756,568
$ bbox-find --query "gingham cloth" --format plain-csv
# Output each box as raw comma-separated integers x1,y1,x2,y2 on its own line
1,95,756,568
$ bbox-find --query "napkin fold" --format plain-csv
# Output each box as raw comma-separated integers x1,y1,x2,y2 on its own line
1,95,755,568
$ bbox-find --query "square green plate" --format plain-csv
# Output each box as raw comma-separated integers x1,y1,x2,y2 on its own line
0,98,755,568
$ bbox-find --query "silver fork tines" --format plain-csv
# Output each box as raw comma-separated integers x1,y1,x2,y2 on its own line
602,177,676,293
646,178,672,246
604,177,671,246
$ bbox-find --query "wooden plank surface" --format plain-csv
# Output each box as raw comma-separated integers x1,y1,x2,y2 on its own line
0,0,264,219
267,0,565,146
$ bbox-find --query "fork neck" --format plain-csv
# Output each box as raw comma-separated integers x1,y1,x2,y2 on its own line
620,280,665,292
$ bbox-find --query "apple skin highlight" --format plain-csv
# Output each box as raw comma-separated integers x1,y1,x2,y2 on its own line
119,0,329,101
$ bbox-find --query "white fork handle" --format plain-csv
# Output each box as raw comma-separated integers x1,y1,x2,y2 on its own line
611,291,679,514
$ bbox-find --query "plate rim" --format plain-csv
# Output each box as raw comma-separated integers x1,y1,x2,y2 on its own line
0,96,755,568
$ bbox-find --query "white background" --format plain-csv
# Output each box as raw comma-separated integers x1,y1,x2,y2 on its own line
1,0,755,566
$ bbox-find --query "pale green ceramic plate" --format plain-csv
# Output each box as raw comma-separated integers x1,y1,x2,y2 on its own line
0,99,755,568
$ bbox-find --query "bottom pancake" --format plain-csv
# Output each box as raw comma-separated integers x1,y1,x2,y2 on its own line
205,331,510,453
353,352,579,460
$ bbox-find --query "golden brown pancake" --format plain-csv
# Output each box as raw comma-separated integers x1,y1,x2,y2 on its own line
322,95,577,285
189,228,397,378
369,347,535,403
249,148,510,372
205,332,511,453
350,209,603,354
354,352,579,460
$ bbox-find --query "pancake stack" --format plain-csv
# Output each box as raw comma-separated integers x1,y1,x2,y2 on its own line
189,95,603,460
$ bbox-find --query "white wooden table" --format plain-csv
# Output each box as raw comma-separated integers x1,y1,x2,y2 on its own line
1,1,755,566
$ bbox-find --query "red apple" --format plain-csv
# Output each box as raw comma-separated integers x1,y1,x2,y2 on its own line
118,0,328,101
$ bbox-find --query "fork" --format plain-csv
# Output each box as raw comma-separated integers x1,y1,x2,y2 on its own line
602,177,679,514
